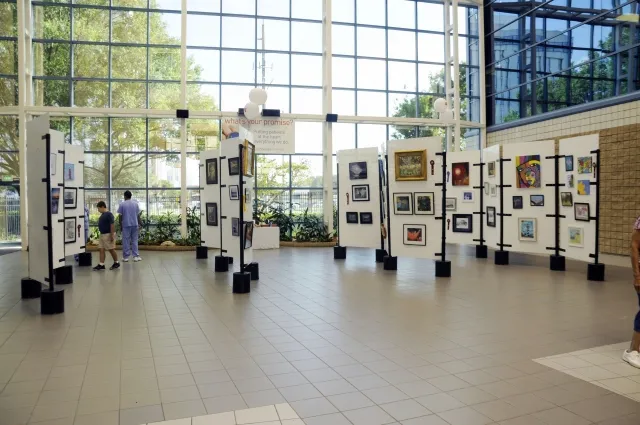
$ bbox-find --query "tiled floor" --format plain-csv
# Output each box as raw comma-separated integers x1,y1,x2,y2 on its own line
1,247,640,425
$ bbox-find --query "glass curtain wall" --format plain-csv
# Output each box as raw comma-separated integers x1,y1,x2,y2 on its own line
486,0,640,125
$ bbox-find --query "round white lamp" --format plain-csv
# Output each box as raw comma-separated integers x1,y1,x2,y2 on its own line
440,109,454,122
244,102,260,120
434,98,447,113
249,88,268,105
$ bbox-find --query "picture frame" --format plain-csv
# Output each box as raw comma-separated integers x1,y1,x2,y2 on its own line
452,214,473,233
244,188,252,206
243,140,256,177
568,226,584,247
530,194,545,207
378,159,386,187
206,158,218,185
51,188,60,215
393,193,413,215
244,222,254,249
50,153,57,175
515,155,541,189
63,187,77,209
414,192,435,215
484,182,490,195
487,206,496,228
346,212,358,224
490,184,497,197
512,196,523,209
577,180,590,195
359,212,373,224
394,150,427,181
452,162,470,186
577,156,592,174
574,202,590,222
229,185,240,200
445,197,457,211
205,202,218,226
462,191,474,203
64,163,75,181
64,217,77,244
565,155,574,172
352,184,370,202
487,161,496,177
518,218,537,242
567,174,574,188
232,218,240,236
561,192,573,207
403,224,426,246
228,157,240,176
349,161,368,180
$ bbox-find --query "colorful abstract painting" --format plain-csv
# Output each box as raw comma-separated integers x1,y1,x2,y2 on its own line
577,156,592,174
577,180,591,195
452,162,470,186
515,155,541,188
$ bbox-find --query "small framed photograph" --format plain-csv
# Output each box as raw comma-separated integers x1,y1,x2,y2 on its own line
414,192,435,215
393,193,413,215
561,192,573,207
228,157,240,176
232,218,240,236
403,224,426,246
64,217,77,244
565,155,574,172
488,161,496,177
360,212,373,224
487,206,496,228
352,184,370,202
206,158,218,184
518,218,537,242
577,180,590,195
206,202,218,226
530,195,544,207
346,212,358,224
577,156,592,174
64,187,77,209
484,182,490,196
462,191,474,203
64,163,75,181
445,198,457,211
349,161,368,180
452,214,473,233
490,184,497,197
243,140,255,177
229,185,240,200
244,222,254,249
568,226,584,247
574,202,590,222
567,174,574,188
513,196,523,210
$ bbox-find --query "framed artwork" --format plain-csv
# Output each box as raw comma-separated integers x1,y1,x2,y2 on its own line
490,184,497,197
206,158,218,185
561,192,573,207
64,217,77,244
245,188,252,206
445,198,457,211
360,212,373,224
574,202,590,222
577,180,590,195
228,157,240,176
512,195,523,209
51,188,60,215
462,191,474,203
50,153,57,175
243,140,255,177
229,185,240,200
567,174,575,188
487,206,496,227
452,214,473,233
346,212,358,224
488,161,496,177
352,184,370,202
515,155,541,188
378,159,386,187
518,218,537,242
452,162,470,186
381,192,386,219
530,195,544,207
565,155,574,172
568,226,584,247
393,193,413,215
403,224,426,246
577,156,592,174
232,218,240,236
244,222,254,249
64,188,77,209
205,203,218,226
64,163,75,181
349,161,368,180
484,182,490,195
414,192,435,215
394,150,427,181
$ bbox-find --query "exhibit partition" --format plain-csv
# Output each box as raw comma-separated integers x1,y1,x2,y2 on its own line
483,145,501,254
63,144,86,257
446,151,482,249
199,150,221,257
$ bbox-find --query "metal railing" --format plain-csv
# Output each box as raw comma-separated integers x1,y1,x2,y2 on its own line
0,193,21,241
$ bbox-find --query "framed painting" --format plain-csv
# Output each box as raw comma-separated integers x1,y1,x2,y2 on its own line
394,150,427,181
359,212,373,224
244,222,254,249
452,214,473,233
490,184,497,197
346,212,358,224
206,158,218,185
205,203,218,226
228,157,240,176
349,161,368,180
64,163,75,181
243,140,255,177
487,206,496,228
567,174,574,188
518,218,537,242
462,191,474,203
414,192,434,215
515,155,541,188
51,188,60,215
403,224,426,246
232,218,240,236
561,192,573,207
577,156,592,174
565,155,574,172
64,187,77,209
574,202,590,222
445,197,457,211
229,185,240,200
64,217,77,244
352,184,370,202
393,193,413,215
452,162,470,186
512,195,523,209
488,161,496,177
484,182,490,195
577,180,590,195
568,226,584,247
530,195,544,207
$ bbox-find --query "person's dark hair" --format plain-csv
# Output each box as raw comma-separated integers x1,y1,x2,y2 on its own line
96,201,106,209
124,190,132,200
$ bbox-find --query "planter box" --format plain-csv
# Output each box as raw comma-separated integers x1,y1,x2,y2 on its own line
87,245,197,252
280,241,336,248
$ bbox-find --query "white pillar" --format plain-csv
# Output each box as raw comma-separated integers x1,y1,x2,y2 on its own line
452,0,461,151
179,0,188,237
478,3,487,149
322,0,333,233
17,0,29,250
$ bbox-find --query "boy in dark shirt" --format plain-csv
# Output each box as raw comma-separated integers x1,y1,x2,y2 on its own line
93,201,120,271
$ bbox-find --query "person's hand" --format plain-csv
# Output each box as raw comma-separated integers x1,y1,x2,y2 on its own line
110,234,115,243
635,276,640,292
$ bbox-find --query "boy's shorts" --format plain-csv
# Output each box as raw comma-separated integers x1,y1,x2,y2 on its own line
99,234,115,250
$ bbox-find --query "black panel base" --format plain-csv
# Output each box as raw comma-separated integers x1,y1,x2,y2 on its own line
495,250,510,265
475,245,488,259
214,256,229,272
21,278,41,299
78,252,92,267
196,246,208,259
334,246,347,260
375,249,388,263
54,265,73,285
41,288,65,315
245,262,259,280
550,255,566,271
228,257,234,265
232,272,251,293
588,263,605,282
435,260,452,278
383,256,397,270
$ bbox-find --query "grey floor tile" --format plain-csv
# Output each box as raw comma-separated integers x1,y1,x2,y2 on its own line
314,379,358,396
279,383,322,402
343,405,396,425
327,391,375,411
234,376,275,393
400,415,451,425
160,385,201,403
396,380,440,398
532,407,592,425
379,399,431,421
437,406,494,425
241,388,286,407
290,397,338,418
362,386,410,404
348,374,390,391
472,399,523,422
415,392,466,413
162,399,207,420
302,412,352,425
202,394,248,414
73,410,119,425
119,404,164,425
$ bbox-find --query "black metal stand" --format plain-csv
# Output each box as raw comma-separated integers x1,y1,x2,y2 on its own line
78,252,92,267
196,162,207,260
588,148,604,281
375,249,387,263
334,163,346,260
216,154,229,272
376,159,387,263
473,160,487,258
54,265,73,285
544,154,567,271
234,143,253,292
434,152,450,278
21,278,41,299
382,154,397,271
196,246,208,259
214,255,229,272
495,157,512,266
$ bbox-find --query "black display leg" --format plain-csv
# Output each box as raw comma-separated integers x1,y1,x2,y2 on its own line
334,246,347,260
375,249,387,263
588,263,605,281
196,246,208,259
475,245,488,259
78,252,92,267
435,260,451,278
495,251,509,265
54,265,73,285
245,262,259,280
21,278,41,299
41,288,65,315
228,257,234,265
214,256,229,272
383,255,397,270
232,272,251,293
550,255,566,271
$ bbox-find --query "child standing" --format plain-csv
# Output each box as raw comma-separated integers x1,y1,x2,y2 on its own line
93,201,120,271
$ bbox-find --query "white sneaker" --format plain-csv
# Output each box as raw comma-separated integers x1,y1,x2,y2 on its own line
122,258,129,262
622,350,640,368
133,256,142,262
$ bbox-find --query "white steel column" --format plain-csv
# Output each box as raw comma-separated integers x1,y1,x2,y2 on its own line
443,3,452,152
478,3,487,149
444,0,462,152
452,0,461,151
179,0,188,237
17,0,32,250
321,0,333,234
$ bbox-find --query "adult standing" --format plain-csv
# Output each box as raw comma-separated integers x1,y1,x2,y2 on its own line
623,216,640,368
117,190,142,262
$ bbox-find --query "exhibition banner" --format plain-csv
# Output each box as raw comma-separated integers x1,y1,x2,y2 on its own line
222,118,295,154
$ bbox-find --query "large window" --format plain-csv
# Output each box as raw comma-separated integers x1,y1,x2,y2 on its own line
0,0,17,107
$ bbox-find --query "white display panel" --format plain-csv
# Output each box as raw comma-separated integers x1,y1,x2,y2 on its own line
559,135,599,262
388,137,442,260
63,144,85,256
220,138,253,267
49,131,66,268
446,150,481,245
502,141,555,255
483,145,501,250
337,148,383,249
200,150,221,249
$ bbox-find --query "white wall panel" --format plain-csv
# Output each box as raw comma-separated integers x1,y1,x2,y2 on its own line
200,150,221,249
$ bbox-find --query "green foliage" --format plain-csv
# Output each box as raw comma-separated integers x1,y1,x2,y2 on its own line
293,209,332,243
255,200,294,241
